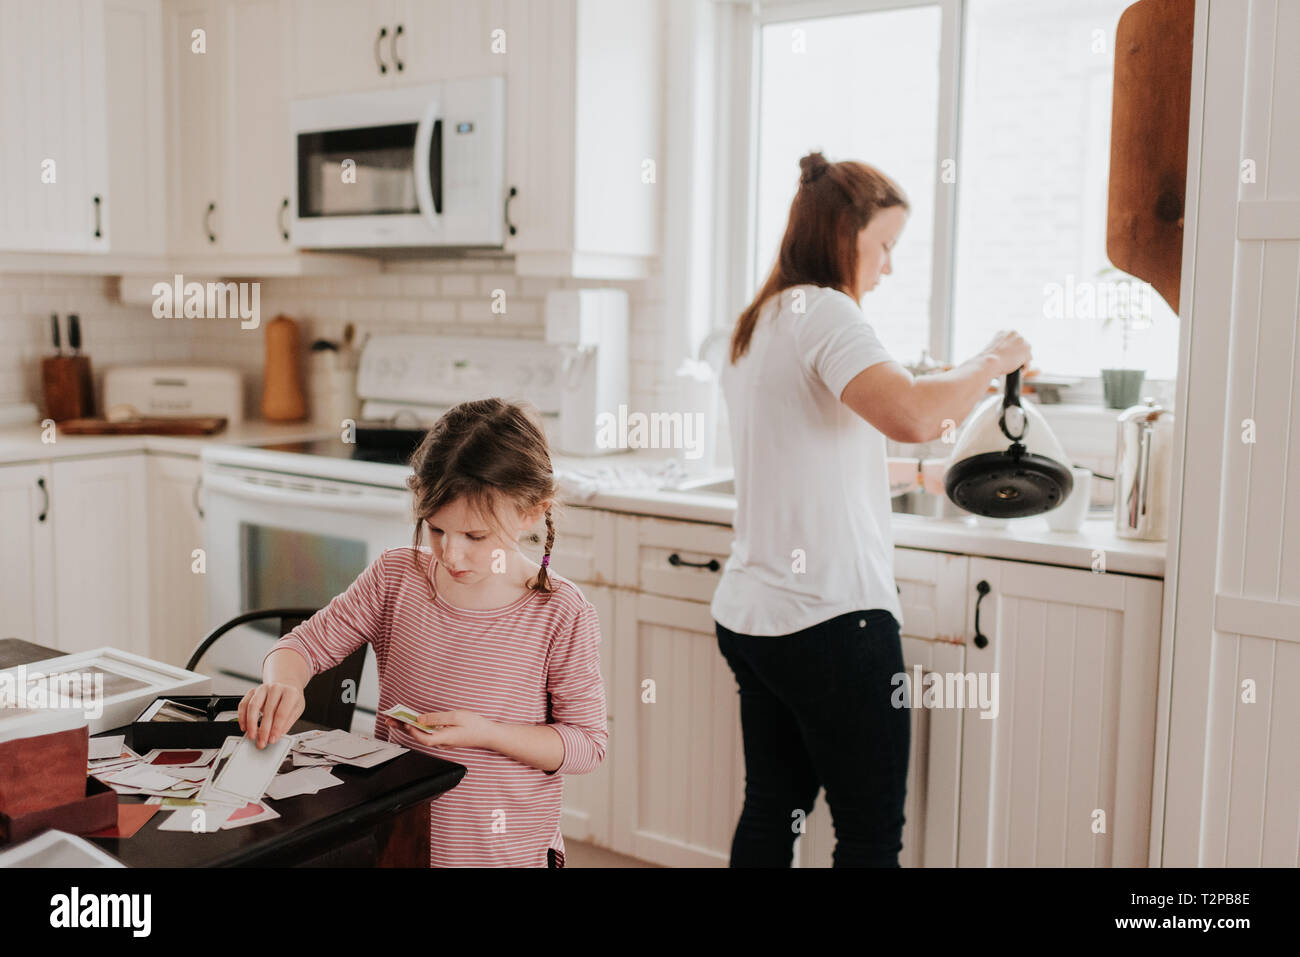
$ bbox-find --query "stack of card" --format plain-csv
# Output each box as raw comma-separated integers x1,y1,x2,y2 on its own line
289,729,407,769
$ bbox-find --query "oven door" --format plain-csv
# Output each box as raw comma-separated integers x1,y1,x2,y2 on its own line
201,463,415,719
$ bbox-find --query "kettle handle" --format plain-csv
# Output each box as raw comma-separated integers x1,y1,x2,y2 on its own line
998,366,1027,441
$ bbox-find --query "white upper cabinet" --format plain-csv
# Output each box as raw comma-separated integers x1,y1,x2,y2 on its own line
0,0,164,255
289,0,508,97
503,0,661,278
165,0,293,258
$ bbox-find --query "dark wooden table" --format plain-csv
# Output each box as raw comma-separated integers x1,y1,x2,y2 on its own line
1,639,466,867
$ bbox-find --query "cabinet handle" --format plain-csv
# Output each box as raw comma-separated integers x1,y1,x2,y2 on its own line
391,23,404,72
37,476,49,523
375,25,388,74
668,553,720,572
972,579,990,648
92,194,102,239
193,474,204,520
278,197,290,241
204,201,217,244
504,185,518,237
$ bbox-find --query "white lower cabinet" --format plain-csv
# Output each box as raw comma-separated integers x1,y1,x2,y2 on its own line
0,461,57,646
958,557,1163,867
49,453,150,655
145,453,207,666
609,589,744,866
563,514,1165,868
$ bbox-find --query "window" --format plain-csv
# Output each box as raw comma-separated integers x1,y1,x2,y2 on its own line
742,0,1178,384
754,3,942,364
953,0,1178,379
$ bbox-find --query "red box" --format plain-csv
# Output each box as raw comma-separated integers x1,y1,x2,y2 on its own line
0,776,118,845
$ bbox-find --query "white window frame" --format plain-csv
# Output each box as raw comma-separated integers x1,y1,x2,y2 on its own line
704,0,1177,407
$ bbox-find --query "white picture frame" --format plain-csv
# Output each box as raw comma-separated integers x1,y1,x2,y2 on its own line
0,829,125,868
0,647,211,738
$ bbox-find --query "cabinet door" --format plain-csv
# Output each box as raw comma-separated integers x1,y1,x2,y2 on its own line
502,0,576,257
610,590,744,866
393,0,508,85
0,463,56,645
50,454,150,656
146,454,207,666
222,0,293,255
0,0,105,252
798,635,966,868
558,582,615,847
165,0,226,254
958,558,1163,867
289,0,392,97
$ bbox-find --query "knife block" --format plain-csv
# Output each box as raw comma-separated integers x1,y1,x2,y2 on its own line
41,355,95,422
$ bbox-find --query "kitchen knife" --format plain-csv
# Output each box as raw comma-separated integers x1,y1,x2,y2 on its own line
68,314,81,355
50,313,61,356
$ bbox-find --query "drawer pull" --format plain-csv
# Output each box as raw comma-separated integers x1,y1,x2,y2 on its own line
668,553,720,572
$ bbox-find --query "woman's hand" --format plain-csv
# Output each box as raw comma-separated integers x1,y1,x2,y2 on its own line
980,330,1032,376
383,709,496,750
238,682,306,749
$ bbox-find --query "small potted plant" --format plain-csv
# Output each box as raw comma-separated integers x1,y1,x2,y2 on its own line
1096,265,1151,410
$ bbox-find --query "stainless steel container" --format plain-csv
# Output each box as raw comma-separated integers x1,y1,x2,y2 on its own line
1114,397,1175,540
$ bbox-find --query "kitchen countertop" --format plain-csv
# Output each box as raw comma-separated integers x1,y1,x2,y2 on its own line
0,421,1167,578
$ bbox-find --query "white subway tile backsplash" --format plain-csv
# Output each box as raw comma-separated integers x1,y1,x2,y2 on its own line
438,274,478,297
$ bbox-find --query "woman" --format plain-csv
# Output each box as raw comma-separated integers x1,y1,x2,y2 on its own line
710,151,1031,867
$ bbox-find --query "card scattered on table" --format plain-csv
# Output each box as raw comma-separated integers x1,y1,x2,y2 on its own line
88,734,125,761
265,767,343,801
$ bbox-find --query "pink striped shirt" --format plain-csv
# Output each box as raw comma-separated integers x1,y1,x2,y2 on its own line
262,545,607,867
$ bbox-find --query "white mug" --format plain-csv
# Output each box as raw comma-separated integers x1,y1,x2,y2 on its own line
1045,467,1093,532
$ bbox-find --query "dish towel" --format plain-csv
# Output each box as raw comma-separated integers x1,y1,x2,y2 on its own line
555,459,689,501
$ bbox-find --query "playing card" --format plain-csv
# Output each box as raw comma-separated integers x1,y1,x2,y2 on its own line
140,748,217,768
88,734,125,761
306,729,390,759
334,743,407,768
220,800,281,829
101,764,179,791
265,767,343,801
209,735,292,803
157,805,236,832
381,704,440,733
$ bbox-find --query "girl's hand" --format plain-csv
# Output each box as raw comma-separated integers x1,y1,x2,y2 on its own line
238,682,306,749
383,709,496,750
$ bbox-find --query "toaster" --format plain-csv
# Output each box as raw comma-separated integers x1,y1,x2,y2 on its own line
103,365,244,425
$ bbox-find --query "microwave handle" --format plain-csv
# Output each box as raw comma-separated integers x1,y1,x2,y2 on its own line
414,104,443,224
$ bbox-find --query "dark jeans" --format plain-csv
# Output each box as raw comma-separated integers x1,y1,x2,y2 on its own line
547,848,558,868
716,609,910,867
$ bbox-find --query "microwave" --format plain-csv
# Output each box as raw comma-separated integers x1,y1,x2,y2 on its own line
289,77,506,250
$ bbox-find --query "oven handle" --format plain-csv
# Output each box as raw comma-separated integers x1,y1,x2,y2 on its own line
414,100,442,226
203,471,413,518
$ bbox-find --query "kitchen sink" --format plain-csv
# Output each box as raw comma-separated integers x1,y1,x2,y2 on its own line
674,476,735,496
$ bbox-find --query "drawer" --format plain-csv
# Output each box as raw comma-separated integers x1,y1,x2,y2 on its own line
615,515,733,602
520,504,615,586
895,546,969,644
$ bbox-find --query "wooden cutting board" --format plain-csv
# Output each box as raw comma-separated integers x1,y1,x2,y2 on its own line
1106,0,1195,314
57,416,228,435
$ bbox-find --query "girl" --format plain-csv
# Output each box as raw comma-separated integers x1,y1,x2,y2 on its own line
710,151,1031,866
238,398,607,868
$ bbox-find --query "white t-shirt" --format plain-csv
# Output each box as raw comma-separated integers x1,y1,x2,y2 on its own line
710,284,904,636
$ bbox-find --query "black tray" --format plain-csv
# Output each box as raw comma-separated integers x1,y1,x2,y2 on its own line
130,694,247,751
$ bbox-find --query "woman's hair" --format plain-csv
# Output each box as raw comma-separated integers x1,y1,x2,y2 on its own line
405,397,559,595
730,151,910,363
